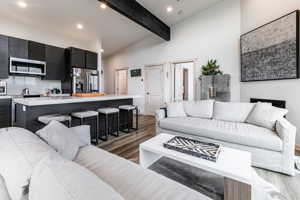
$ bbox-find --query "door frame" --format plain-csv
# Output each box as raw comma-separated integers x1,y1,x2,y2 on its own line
170,59,197,101
115,68,128,95
144,64,165,115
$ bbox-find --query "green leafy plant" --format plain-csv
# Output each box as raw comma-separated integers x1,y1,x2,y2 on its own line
201,59,223,76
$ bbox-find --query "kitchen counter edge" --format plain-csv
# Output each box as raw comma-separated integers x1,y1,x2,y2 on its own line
13,95,141,106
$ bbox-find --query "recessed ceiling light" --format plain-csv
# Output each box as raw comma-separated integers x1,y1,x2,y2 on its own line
17,1,27,8
76,24,83,30
166,6,173,13
100,2,107,9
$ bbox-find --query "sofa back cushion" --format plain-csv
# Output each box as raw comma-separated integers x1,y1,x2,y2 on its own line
247,102,288,130
36,121,83,161
183,100,214,119
166,102,187,118
0,127,57,200
29,154,124,200
213,102,255,123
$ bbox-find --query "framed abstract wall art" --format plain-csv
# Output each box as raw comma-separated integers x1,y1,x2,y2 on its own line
241,10,300,82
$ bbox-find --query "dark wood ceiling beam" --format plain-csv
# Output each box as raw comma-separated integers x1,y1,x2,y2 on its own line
99,0,171,41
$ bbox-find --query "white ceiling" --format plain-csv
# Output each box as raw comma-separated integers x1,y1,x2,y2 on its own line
137,0,223,25
0,0,222,57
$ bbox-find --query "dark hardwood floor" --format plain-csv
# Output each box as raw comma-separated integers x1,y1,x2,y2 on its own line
99,115,300,200
99,115,155,163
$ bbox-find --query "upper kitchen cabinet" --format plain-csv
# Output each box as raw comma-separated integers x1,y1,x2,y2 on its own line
0,35,9,79
85,51,98,70
69,47,85,68
28,41,45,61
45,45,65,81
9,37,28,59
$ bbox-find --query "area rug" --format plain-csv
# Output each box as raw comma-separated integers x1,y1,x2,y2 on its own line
252,171,287,200
149,157,286,200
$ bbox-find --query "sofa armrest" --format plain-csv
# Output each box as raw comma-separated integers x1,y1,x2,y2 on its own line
70,125,91,147
0,175,11,200
276,118,296,175
276,118,296,144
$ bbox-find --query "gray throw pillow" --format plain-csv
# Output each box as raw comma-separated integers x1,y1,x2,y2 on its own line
246,102,288,130
36,121,82,160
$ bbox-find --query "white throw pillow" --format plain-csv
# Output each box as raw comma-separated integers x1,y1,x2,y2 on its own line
36,121,82,160
247,102,288,130
29,154,124,200
0,127,57,200
184,100,214,119
213,102,255,123
70,125,91,147
167,102,187,118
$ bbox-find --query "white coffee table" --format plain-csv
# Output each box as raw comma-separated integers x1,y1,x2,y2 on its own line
139,133,252,200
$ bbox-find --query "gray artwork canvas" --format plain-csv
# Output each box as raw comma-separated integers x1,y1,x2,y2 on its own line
241,11,299,82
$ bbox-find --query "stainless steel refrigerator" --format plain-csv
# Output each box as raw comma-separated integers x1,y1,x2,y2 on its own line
72,68,99,94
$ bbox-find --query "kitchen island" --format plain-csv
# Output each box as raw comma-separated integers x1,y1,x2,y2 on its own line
14,95,140,133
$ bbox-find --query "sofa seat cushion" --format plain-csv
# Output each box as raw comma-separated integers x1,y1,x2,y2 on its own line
75,146,211,200
159,117,282,152
0,175,11,200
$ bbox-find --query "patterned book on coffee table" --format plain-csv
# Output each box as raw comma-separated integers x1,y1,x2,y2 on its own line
163,136,221,162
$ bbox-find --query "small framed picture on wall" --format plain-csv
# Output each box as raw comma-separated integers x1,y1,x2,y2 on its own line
130,69,142,77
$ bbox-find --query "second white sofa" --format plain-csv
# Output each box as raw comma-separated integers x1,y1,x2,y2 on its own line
156,100,296,176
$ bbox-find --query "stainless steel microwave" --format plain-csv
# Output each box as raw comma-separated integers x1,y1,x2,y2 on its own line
9,57,46,76
0,81,7,96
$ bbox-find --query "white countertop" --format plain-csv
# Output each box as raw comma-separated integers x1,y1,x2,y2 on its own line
0,96,12,99
13,95,141,106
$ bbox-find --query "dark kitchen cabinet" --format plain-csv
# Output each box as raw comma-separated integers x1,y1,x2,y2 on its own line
28,41,45,61
45,45,65,80
0,99,11,128
0,35,9,79
85,51,98,70
69,47,85,68
9,37,28,59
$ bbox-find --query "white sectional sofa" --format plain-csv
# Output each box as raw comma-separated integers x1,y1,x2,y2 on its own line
0,126,211,200
155,100,296,176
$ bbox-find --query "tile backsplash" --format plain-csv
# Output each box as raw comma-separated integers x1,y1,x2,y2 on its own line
6,76,61,95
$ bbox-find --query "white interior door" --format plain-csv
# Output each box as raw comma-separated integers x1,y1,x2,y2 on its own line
115,69,128,95
145,66,164,115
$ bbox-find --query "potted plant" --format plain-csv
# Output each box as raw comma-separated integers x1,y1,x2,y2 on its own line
200,60,225,99
201,59,223,76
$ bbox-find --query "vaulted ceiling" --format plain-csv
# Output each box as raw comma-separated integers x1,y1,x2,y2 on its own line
0,0,222,57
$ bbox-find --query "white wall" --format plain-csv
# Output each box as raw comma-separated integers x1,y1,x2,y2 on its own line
104,0,241,114
240,0,300,146
0,17,103,94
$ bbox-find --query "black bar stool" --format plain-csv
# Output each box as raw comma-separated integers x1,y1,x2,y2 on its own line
119,105,138,133
71,111,99,145
97,108,120,141
38,114,72,127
